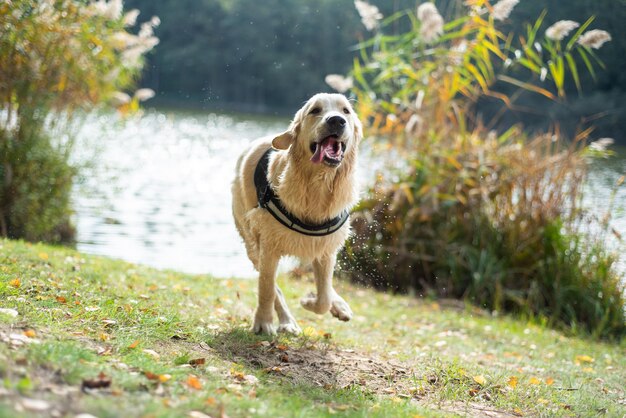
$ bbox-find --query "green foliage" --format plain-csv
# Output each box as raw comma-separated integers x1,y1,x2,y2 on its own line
340,1,625,338
0,0,156,242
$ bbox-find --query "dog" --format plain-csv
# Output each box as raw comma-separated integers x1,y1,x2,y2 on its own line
231,93,362,335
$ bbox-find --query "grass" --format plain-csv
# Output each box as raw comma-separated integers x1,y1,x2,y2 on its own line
0,238,625,417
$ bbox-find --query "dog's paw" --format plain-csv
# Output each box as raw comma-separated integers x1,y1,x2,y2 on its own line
277,320,302,335
251,320,276,336
330,297,353,322
300,292,331,315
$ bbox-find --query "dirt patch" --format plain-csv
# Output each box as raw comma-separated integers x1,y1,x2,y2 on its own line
208,331,416,396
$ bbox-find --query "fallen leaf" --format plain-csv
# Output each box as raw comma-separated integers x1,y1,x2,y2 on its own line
38,252,49,260
323,332,332,339
575,355,594,364
529,377,541,385
159,374,172,383
189,358,206,366
512,407,523,416
144,371,159,380
473,375,487,386
9,278,21,288
276,344,289,351
23,329,36,338
186,375,203,390
507,376,518,388
280,353,289,363
82,372,112,390
128,340,140,349
205,397,217,406
56,296,67,304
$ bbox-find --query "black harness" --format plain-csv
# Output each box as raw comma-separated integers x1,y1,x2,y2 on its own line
254,148,350,237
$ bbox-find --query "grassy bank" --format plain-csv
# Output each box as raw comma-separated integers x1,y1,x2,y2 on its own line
0,239,624,417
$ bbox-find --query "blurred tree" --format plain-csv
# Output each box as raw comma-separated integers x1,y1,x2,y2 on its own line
0,0,156,242
127,0,625,140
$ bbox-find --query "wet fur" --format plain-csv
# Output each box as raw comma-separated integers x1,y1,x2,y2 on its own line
231,93,362,335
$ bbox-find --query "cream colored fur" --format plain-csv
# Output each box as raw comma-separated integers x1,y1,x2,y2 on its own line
231,93,362,335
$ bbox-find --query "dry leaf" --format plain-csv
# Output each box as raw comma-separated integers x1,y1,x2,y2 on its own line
159,374,172,383
9,278,21,288
189,358,206,366
82,372,112,390
23,329,36,338
186,375,203,390
276,344,289,351
144,371,159,380
512,407,524,416
128,340,140,349
56,296,67,304
205,397,217,406
473,375,486,386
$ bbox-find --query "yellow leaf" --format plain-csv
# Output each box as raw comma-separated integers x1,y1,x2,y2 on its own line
545,377,554,386
23,329,36,338
529,377,541,385
512,407,524,416
507,376,518,388
159,374,172,383
9,278,21,288
38,252,49,260
473,375,487,386
575,355,594,364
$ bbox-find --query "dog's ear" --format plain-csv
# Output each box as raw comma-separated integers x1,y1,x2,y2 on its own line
272,106,304,150
272,131,293,150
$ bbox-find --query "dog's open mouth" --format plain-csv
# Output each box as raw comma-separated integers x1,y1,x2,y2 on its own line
310,136,346,167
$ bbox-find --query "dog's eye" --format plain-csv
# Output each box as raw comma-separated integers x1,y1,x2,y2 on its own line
309,107,321,115
343,107,350,114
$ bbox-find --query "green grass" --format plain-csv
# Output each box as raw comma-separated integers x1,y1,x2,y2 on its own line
0,239,624,417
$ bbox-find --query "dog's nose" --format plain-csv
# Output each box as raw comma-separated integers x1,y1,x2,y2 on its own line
326,115,346,130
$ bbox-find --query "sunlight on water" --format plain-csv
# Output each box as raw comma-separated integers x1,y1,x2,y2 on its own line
71,110,287,278
70,109,626,280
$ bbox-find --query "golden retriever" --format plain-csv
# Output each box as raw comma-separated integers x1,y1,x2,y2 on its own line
231,93,362,335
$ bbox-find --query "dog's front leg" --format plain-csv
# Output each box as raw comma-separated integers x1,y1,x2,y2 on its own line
252,251,279,335
301,254,353,321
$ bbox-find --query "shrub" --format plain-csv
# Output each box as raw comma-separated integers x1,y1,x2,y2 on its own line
336,1,625,338
0,0,158,242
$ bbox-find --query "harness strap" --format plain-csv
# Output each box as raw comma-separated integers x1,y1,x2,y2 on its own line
254,148,349,237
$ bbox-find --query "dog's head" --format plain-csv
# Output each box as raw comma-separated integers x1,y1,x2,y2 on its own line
272,93,362,168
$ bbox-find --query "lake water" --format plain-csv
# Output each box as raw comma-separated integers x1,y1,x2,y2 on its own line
71,109,626,279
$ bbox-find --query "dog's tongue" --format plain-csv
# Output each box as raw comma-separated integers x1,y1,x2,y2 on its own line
311,136,339,164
